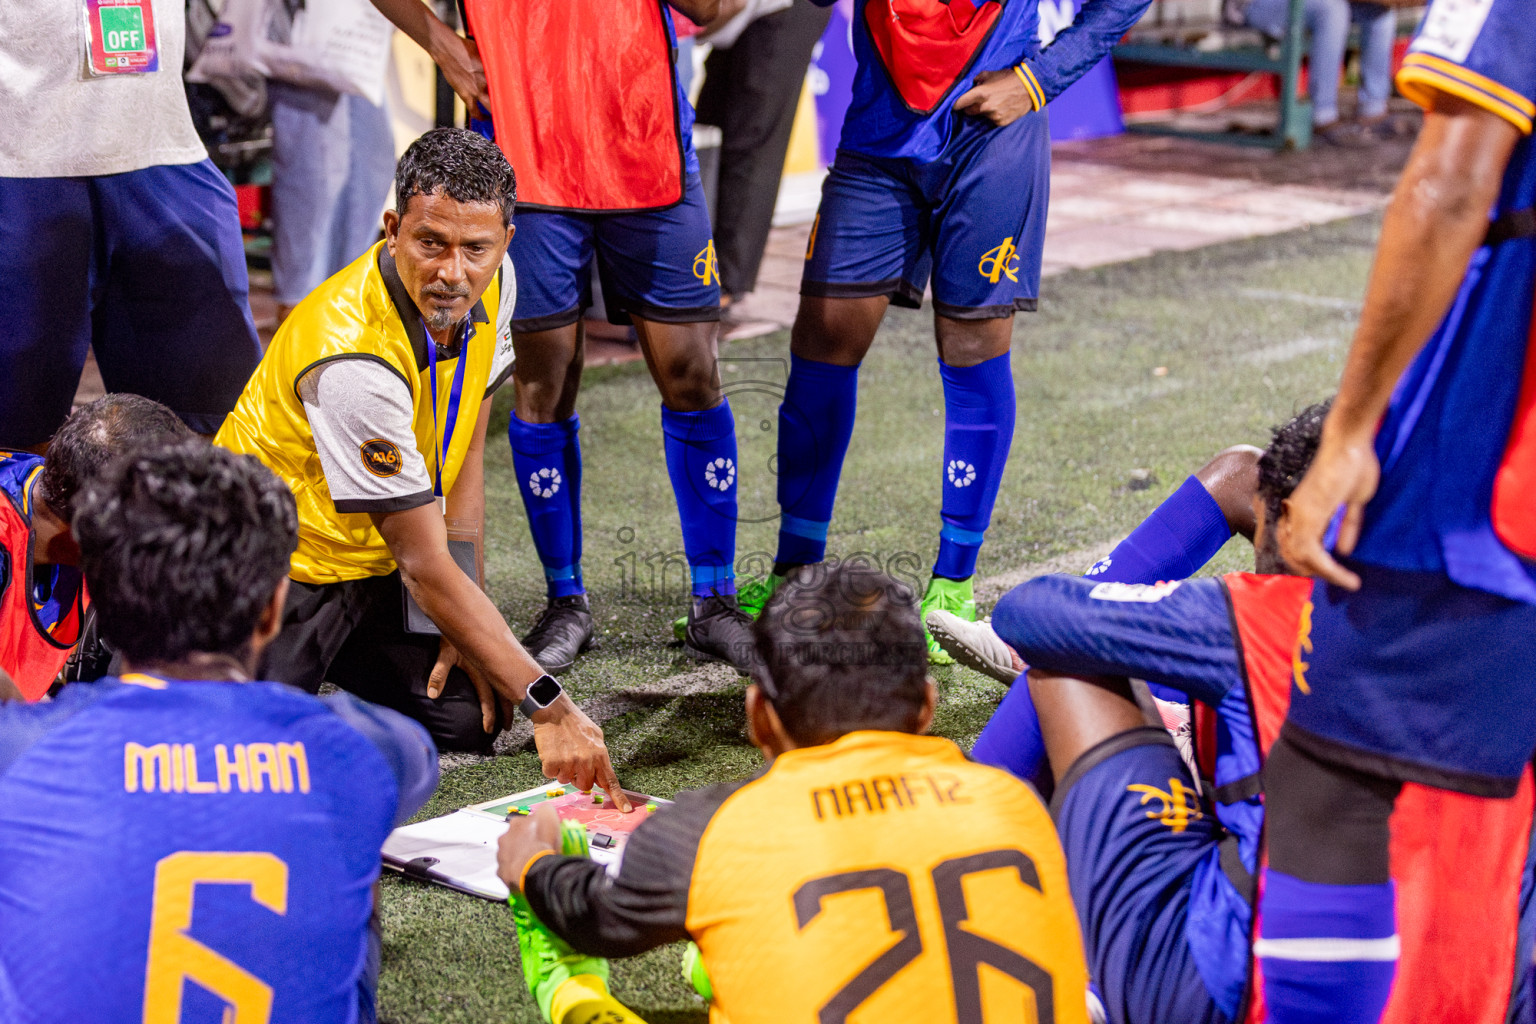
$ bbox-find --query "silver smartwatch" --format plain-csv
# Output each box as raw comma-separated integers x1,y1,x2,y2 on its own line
519,673,563,719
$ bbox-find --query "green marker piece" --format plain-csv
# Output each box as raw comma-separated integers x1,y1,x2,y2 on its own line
645,803,658,813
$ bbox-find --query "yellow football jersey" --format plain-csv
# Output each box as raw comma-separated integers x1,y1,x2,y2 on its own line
523,730,1090,1024
215,243,511,585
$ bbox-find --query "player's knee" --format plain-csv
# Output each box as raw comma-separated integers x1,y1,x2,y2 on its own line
421,698,496,754
1263,733,1400,884
935,314,1012,368
991,576,1076,662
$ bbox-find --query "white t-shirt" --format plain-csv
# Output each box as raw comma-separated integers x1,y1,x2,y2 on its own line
298,255,517,515
0,0,207,177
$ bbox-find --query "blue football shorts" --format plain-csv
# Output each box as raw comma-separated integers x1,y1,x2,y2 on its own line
1053,727,1230,1024
508,171,721,331
1286,562,1536,797
801,110,1050,320
0,159,261,446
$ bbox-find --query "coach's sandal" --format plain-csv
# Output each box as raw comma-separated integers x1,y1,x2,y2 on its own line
522,595,595,676
920,576,976,665
670,572,784,641
510,821,649,1024
925,610,1020,685
683,593,757,675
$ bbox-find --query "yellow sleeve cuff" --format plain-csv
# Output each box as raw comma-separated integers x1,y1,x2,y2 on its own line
1396,53,1535,135
1014,62,1046,111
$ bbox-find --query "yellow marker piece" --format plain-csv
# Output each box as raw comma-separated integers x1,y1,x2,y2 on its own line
546,787,564,798
645,803,658,813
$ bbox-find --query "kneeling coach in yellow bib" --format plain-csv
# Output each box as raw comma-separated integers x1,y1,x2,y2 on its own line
218,127,627,806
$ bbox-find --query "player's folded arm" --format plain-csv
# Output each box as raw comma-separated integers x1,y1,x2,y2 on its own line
523,783,740,959
991,574,1240,706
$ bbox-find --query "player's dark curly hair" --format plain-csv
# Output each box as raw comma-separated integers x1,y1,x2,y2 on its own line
73,441,298,665
38,394,191,524
753,564,929,746
395,126,516,226
1257,398,1333,529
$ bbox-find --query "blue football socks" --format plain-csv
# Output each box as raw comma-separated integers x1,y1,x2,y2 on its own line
774,354,859,568
1256,872,1399,1024
662,401,739,598
934,352,1016,580
971,681,1052,794
1086,475,1232,584
508,413,585,599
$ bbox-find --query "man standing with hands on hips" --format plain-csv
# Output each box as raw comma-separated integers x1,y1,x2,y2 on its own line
217,128,629,809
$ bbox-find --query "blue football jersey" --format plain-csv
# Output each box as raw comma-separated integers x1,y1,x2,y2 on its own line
812,0,1150,161
1357,0,1536,602
0,676,437,1024
0,451,81,634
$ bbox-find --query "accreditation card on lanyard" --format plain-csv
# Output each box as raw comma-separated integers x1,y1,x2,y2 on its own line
82,0,160,76
427,318,471,515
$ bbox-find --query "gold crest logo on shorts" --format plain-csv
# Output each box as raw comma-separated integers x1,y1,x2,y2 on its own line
1293,599,1314,695
360,438,403,478
693,240,719,287
1127,778,1203,833
979,237,1020,284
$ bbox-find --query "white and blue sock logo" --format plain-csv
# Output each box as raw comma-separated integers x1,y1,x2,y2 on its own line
947,460,977,488
527,467,562,499
704,457,736,492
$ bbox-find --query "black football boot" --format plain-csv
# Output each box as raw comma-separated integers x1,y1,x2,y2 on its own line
520,594,595,675
682,592,756,675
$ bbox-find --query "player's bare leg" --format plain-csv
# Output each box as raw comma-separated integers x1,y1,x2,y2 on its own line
1027,669,1151,786
510,323,595,674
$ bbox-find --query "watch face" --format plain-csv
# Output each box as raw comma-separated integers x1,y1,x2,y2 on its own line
528,674,562,707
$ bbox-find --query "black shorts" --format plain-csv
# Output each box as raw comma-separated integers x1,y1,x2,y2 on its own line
260,572,495,752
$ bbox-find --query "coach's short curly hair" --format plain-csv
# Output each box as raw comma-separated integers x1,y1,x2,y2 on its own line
752,564,929,746
73,441,298,665
1257,398,1333,529
39,394,191,524
395,126,516,225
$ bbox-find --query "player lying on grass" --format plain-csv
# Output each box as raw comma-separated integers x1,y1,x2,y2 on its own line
498,564,1093,1024
935,403,1536,1024
0,441,438,1023
0,394,191,699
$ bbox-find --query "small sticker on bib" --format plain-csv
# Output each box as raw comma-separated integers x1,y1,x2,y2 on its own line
83,0,160,77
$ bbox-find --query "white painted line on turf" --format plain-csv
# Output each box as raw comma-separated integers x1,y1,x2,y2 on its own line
1240,335,1343,366
1238,288,1362,312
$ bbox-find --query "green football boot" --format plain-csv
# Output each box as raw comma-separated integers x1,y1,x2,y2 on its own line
671,573,784,641
680,941,713,1003
509,820,647,1024
920,576,976,665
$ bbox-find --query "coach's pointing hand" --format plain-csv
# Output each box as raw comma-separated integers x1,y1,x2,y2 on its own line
953,67,1040,127
533,699,633,813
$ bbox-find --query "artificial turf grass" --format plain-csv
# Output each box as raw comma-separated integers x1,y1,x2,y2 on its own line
375,213,1377,1023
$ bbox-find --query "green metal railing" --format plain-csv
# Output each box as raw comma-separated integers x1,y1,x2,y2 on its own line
1112,0,1312,150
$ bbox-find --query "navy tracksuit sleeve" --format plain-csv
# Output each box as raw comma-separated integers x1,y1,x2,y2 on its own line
991,574,1240,707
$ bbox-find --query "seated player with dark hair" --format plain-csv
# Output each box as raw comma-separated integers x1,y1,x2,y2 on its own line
0,394,192,699
496,564,1093,1024
939,403,1536,1024
0,441,438,1022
